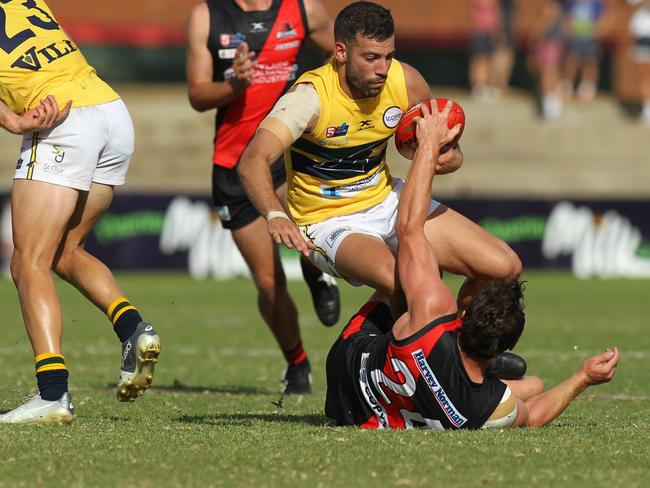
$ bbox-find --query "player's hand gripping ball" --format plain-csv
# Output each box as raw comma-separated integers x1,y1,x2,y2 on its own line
394,98,465,160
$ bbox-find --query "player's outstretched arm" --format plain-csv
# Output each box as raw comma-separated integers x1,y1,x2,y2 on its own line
512,347,619,427
0,96,71,135
185,3,256,112
395,100,462,333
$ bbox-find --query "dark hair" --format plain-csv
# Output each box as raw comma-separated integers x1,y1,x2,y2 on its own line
459,279,526,360
334,1,394,45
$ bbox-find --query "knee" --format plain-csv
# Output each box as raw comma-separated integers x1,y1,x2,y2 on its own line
254,270,287,301
10,250,50,285
526,375,545,397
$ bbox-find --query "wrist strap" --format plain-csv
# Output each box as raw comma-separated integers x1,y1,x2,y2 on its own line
266,210,291,221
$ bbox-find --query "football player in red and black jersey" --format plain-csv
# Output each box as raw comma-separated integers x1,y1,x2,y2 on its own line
186,0,336,394
325,100,619,429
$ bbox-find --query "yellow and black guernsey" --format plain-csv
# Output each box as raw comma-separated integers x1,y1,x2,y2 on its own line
286,59,409,226
0,0,118,114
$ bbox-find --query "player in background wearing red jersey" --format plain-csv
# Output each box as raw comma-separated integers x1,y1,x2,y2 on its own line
186,0,337,394
325,100,619,430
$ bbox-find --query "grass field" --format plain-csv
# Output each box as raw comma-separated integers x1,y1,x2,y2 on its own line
0,272,648,487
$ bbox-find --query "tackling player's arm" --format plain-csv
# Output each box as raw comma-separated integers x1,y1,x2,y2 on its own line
185,2,256,112
304,0,334,56
485,347,619,428
0,96,71,135
402,63,463,175
393,100,461,339
237,83,321,255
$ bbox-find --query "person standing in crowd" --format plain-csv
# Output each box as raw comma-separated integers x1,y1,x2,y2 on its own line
185,0,338,395
0,0,160,424
529,0,567,121
560,0,612,102
628,0,650,125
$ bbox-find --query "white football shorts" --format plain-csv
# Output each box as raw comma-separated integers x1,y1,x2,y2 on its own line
14,99,134,191
300,178,441,280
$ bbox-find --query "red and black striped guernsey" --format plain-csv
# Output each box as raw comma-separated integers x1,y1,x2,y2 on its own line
206,0,309,169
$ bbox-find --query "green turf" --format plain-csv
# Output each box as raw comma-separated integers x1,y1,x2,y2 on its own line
0,272,648,487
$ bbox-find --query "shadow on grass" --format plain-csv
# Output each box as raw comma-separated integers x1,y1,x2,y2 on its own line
106,379,276,396
174,412,331,427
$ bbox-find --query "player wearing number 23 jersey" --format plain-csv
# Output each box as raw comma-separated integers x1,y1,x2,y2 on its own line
0,0,160,426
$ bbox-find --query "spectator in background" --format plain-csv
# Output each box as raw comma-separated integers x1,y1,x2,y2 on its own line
469,0,502,98
628,0,650,125
493,0,516,95
560,0,611,102
529,0,567,121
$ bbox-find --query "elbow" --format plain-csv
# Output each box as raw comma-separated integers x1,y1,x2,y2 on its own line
188,96,209,113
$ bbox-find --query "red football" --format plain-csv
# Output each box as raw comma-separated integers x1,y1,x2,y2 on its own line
394,98,465,160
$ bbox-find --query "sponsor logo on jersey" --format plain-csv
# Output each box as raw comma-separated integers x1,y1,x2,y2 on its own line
276,22,297,39
249,22,267,33
358,119,375,131
275,40,300,51
359,352,389,428
319,171,381,200
220,33,245,48
325,226,351,248
383,106,402,129
326,123,349,138
11,39,79,72
218,49,236,59
412,349,467,427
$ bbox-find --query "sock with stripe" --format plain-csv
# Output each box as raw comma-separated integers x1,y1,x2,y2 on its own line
108,297,143,343
35,353,69,401
283,341,308,366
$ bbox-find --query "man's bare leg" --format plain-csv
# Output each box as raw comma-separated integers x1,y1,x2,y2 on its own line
52,182,160,402
11,180,79,356
232,217,301,352
53,183,124,310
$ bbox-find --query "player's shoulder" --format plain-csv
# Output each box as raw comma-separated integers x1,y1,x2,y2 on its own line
187,1,209,24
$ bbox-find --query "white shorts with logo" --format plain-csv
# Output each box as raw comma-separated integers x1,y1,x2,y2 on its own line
300,178,441,280
14,99,134,191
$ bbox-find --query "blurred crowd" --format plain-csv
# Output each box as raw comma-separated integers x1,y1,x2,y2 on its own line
468,0,650,124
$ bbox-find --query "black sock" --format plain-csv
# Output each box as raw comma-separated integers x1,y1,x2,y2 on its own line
35,353,68,401
108,297,143,342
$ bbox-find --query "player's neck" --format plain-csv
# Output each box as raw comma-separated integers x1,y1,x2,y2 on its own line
234,0,272,12
457,338,489,384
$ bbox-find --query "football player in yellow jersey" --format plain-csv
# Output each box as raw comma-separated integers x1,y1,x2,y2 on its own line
0,0,160,424
238,1,522,321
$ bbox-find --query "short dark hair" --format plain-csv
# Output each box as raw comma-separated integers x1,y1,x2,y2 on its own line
334,1,394,45
459,279,526,360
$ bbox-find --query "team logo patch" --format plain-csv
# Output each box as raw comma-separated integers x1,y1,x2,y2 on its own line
412,349,467,428
326,123,349,138
220,33,245,48
276,22,297,39
52,145,65,163
383,106,402,128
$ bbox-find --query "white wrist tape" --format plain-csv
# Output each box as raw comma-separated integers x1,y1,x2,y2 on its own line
266,210,291,221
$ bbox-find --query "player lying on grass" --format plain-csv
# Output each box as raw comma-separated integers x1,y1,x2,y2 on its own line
325,100,619,429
